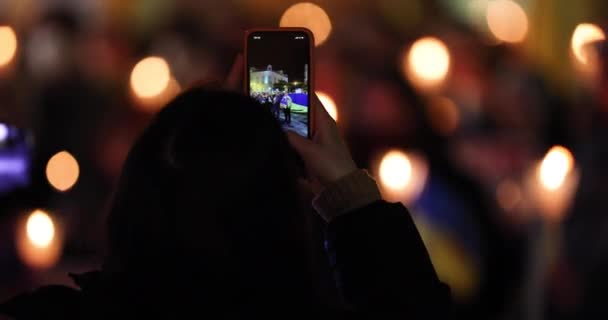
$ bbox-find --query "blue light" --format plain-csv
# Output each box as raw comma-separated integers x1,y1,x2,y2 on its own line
0,123,8,143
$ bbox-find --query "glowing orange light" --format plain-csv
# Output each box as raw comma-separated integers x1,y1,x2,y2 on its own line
46,151,80,192
428,97,460,136
316,91,338,121
0,26,18,67
527,146,579,222
571,23,606,65
130,57,171,98
538,146,574,191
380,150,412,190
16,209,62,269
279,2,332,46
134,76,182,113
404,37,450,89
26,210,55,248
377,150,428,204
486,0,528,43
496,179,522,211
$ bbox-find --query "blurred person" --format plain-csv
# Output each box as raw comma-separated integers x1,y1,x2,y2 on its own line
281,92,292,124
272,92,282,119
339,31,528,317
552,39,608,320
0,59,450,318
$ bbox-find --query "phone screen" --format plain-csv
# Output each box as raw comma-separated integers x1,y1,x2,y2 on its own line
247,30,311,137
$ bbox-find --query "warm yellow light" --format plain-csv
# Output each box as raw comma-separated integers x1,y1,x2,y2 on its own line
538,146,574,191
26,210,55,248
486,0,528,43
571,23,606,65
134,76,181,113
316,91,338,121
496,179,522,211
46,151,80,191
527,148,579,222
0,26,18,67
405,37,450,88
279,2,332,46
376,150,429,204
379,150,412,191
130,57,171,98
16,210,62,269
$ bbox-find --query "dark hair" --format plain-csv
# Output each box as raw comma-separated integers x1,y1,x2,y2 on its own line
103,88,314,309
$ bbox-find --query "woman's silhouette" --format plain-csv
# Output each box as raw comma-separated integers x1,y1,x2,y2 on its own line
1,58,450,319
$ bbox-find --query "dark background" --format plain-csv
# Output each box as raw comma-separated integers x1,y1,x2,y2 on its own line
248,31,310,84
0,1,608,319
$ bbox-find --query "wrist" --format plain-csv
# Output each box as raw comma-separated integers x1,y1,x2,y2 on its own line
313,169,383,222
322,161,357,186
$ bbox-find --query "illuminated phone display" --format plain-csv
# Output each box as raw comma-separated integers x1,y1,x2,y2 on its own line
247,30,311,137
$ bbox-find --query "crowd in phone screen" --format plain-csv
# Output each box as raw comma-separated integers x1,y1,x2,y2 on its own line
247,31,310,137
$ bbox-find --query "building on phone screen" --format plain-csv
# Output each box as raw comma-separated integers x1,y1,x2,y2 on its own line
249,65,288,93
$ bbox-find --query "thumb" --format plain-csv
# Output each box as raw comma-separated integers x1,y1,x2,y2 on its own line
223,53,244,92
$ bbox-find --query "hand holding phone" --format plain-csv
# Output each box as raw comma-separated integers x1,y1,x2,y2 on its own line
245,28,314,138
287,93,357,188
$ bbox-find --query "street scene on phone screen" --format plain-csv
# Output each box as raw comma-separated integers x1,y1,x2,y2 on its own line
248,34,309,137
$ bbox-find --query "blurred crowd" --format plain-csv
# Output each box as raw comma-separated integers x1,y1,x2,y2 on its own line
1,0,608,319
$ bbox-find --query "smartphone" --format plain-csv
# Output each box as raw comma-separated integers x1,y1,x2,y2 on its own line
0,123,31,195
245,28,314,138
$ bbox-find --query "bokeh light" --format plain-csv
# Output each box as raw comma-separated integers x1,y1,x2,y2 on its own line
26,210,55,248
279,2,332,46
405,37,451,88
16,209,62,269
316,91,338,121
24,26,65,79
130,56,171,98
496,179,522,211
376,150,429,204
0,26,18,67
134,76,182,113
486,0,529,43
379,150,412,190
46,151,80,192
527,146,579,222
0,123,9,142
427,97,460,136
538,146,574,191
571,23,606,65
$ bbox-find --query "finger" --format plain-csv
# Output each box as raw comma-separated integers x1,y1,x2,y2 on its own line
287,131,317,158
313,92,339,143
223,53,244,91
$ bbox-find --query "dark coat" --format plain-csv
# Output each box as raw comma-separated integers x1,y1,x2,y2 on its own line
0,200,450,319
